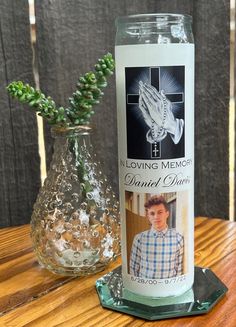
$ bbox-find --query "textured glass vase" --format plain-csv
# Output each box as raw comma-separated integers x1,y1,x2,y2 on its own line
31,126,120,276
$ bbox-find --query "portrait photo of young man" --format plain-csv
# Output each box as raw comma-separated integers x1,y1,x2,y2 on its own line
129,195,184,279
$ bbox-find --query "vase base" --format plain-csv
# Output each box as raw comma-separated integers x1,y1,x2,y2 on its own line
36,253,118,277
39,262,108,277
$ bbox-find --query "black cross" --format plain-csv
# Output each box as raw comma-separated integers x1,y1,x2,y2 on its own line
127,67,183,158
152,142,160,158
127,67,183,105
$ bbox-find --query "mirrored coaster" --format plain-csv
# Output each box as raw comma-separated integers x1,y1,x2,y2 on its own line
95,266,228,320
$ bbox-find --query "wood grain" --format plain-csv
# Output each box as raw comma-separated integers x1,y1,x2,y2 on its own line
0,0,41,227
0,225,73,316
0,217,235,326
193,0,230,218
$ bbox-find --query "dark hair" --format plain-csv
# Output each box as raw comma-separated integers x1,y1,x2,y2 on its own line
144,195,169,211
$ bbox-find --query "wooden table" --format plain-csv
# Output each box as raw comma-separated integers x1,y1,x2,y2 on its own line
0,217,235,327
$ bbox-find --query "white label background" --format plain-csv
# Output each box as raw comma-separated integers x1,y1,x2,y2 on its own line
115,44,194,297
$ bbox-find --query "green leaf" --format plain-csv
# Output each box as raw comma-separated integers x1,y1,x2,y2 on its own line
6,53,115,127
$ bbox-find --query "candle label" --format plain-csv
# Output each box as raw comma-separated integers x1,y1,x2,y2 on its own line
126,65,185,159
116,44,194,297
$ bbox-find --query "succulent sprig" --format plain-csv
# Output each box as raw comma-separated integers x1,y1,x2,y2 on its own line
7,81,67,125
66,53,115,125
7,52,115,127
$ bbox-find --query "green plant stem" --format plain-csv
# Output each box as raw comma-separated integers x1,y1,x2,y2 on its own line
7,52,115,127
7,82,67,125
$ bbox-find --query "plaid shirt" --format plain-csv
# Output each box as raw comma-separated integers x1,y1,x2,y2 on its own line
129,227,184,279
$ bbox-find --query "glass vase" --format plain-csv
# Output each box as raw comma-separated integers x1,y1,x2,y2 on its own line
31,126,120,276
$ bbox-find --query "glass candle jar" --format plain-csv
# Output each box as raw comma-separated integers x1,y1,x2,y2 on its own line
115,14,194,297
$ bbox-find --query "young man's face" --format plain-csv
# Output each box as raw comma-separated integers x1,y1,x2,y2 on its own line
147,203,169,231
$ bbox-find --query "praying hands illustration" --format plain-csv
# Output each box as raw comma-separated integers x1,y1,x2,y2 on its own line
139,81,184,144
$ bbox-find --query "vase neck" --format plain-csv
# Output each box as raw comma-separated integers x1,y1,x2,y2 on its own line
51,125,92,138
51,126,93,161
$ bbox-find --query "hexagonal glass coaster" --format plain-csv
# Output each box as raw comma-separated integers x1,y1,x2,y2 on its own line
95,266,228,321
